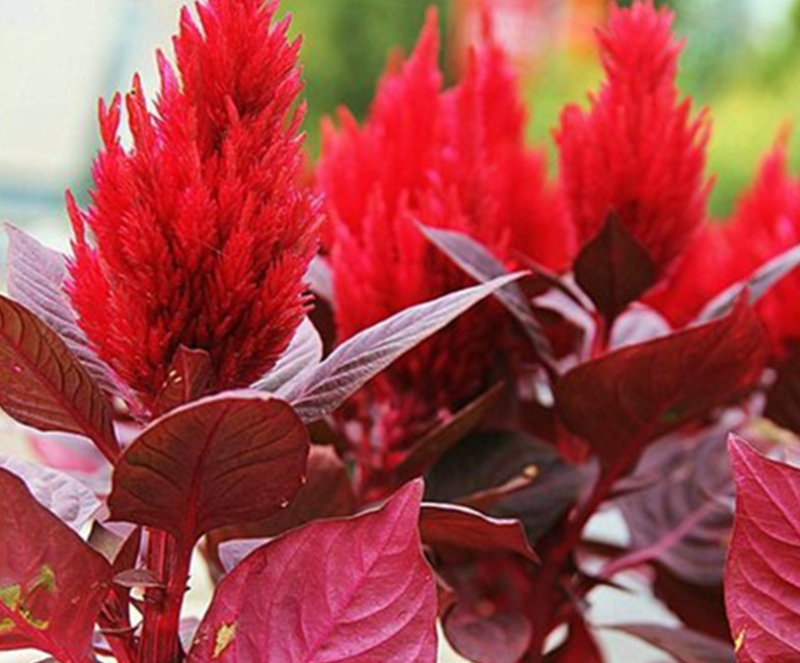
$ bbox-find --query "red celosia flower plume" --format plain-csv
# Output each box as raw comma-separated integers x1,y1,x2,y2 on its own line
653,140,800,360
66,0,320,408
556,0,710,276
318,11,570,493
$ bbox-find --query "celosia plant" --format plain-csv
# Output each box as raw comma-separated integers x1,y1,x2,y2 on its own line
2,1,800,662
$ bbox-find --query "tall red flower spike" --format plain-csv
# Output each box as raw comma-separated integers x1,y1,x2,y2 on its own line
317,11,570,492
654,140,800,359
67,0,320,409
556,0,710,277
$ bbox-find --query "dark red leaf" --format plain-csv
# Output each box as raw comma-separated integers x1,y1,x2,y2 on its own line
0,294,119,461
420,503,538,562
108,391,309,543
610,624,734,663
0,468,112,662
206,445,355,578
696,242,800,324
725,435,800,662
554,298,766,469
0,456,100,531
653,569,730,641
764,347,800,435
614,428,734,584
419,225,557,374
545,616,604,663
4,224,122,396
187,480,437,663
151,346,213,415
393,383,504,484
573,213,657,323
444,604,532,663
426,431,585,544
281,274,524,423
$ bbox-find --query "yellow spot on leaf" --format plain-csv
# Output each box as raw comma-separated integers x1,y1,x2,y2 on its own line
213,622,236,658
0,584,21,610
735,627,747,652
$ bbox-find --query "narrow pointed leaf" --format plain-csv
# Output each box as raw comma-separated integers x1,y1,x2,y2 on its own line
573,213,657,323
108,391,309,543
255,318,323,394
0,294,118,461
725,435,800,662
419,225,556,373
188,481,437,663
696,243,800,323
611,624,735,663
0,468,112,662
5,224,120,395
282,274,525,423
554,298,766,468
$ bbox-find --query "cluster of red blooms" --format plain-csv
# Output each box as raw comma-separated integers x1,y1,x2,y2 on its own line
67,0,320,410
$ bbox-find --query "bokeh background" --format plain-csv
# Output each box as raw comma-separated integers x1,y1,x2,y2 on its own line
0,1,799,662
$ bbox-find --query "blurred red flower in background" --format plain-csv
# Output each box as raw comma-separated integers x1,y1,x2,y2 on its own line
66,0,320,408
556,0,710,277
318,10,571,489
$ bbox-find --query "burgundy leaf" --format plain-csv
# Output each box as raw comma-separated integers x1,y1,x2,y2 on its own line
0,456,100,531
4,224,121,396
544,616,604,662
426,431,585,544
554,298,766,469
206,445,355,578
615,428,735,585
151,346,214,415
0,294,119,461
764,347,800,435
444,603,532,663
0,468,112,662
281,273,525,423
420,503,538,562
108,391,309,543
188,480,437,663
393,383,504,484
573,213,657,323
255,317,323,394
611,624,734,663
725,435,800,662
419,225,557,374
696,242,800,323
653,569,730,642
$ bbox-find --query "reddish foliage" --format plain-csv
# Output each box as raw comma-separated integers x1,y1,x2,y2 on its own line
66,0,320,408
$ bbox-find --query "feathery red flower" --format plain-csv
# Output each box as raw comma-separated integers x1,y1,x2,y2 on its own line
653,140,800,360
318,11,569,483
66,0,320,408
556,0,710,276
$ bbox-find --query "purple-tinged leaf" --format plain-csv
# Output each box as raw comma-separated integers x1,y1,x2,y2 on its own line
0,468,112,662
254,318,323,394
420,503,538,562
152,346,213,416
393,383,504,484
188,481,437,663
113,568,164,590
419,225,557,374
5,224,122,396
614,427,735,585
610,624,734,663
554,298,766,469
653,570,730,642
764,347,800,435
108,391,309,543
725,435,800,662
573,213,657,323
281,274,525,423
0,294,119,461
444,604,532,663
696,242,800,323
0,456,100,531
